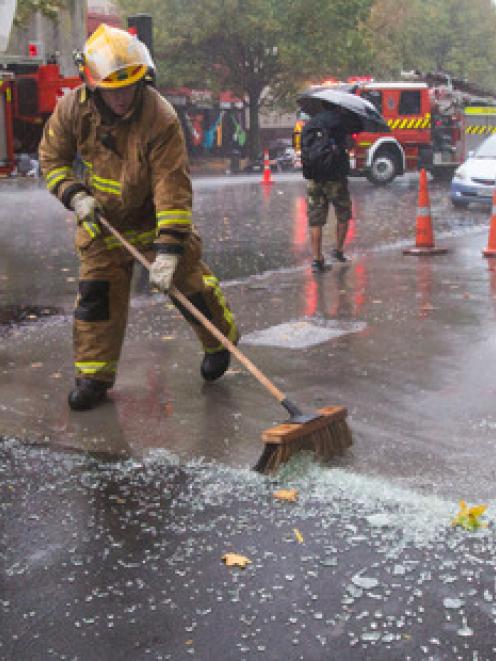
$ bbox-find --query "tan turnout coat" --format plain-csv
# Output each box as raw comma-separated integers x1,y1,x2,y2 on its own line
39,84,192,251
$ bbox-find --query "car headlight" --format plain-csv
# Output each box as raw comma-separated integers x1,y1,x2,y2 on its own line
453,169,467,182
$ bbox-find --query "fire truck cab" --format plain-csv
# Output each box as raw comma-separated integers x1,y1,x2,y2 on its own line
352,82,433,184
293,78,490,186
351,80,496,185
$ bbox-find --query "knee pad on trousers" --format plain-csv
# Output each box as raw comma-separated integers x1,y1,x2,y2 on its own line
75,280,110,322
172,292,212,325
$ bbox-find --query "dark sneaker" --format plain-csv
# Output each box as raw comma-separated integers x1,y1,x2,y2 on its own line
68,378,110,411
311,258,326,273
201,349,230,381
332,249,350,263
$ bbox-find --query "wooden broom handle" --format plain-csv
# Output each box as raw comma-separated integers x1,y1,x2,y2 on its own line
98,216,286,403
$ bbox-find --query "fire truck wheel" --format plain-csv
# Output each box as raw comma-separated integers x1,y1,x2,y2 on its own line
367,152,399,186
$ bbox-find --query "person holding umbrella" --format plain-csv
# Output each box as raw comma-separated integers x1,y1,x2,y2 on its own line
298,87,387,272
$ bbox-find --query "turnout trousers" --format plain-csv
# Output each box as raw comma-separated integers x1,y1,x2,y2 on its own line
74,227,239,385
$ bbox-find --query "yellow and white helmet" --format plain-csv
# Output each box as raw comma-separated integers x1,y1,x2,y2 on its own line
83,24,154,89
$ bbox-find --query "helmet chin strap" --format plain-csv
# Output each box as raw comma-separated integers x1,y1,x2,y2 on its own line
73,49,89,85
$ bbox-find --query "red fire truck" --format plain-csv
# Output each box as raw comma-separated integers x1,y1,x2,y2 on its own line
294,76,496,185
0,62,80,176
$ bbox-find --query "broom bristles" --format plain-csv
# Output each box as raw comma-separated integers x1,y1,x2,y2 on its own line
254,406,352,474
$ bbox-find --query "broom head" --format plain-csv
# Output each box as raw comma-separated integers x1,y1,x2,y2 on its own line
254,405,352,474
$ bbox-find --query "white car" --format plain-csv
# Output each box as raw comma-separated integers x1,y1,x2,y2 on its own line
451,134,496,207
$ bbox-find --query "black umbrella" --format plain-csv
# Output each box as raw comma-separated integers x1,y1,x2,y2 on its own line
297,86,389,133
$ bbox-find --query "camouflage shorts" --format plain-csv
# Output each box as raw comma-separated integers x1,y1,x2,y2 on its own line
307,178,352,227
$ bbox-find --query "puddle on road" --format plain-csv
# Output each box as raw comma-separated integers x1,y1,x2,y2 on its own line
242,320,367,349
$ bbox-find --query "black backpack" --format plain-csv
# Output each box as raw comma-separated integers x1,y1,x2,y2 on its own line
301,124,340,181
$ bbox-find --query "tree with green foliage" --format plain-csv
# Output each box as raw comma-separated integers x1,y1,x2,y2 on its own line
365,0,496,92
15,0,67,25
117,0,374,157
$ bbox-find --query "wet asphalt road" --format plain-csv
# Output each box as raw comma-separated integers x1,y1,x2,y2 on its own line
0,172,489,301
2,172,496,659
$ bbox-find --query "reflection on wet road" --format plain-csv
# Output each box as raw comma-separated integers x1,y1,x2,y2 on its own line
1,174,490,312
193,173,491,281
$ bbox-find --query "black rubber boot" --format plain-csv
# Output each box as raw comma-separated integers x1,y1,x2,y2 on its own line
200,349,230,381
332,249,350,263
311,258,326,273
68,378,110,411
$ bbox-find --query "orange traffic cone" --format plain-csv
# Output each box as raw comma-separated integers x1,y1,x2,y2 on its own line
482,189,496,257
403,169,448,256
261,149,273,185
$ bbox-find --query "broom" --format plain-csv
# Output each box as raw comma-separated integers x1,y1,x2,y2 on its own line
98,216,352,474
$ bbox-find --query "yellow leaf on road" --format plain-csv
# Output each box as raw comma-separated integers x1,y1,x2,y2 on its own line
273,488,299,502
452,500,488,531
293,528,304,544
222,553,251,568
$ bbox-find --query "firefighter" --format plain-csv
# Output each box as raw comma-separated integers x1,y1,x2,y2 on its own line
39,24,239,411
